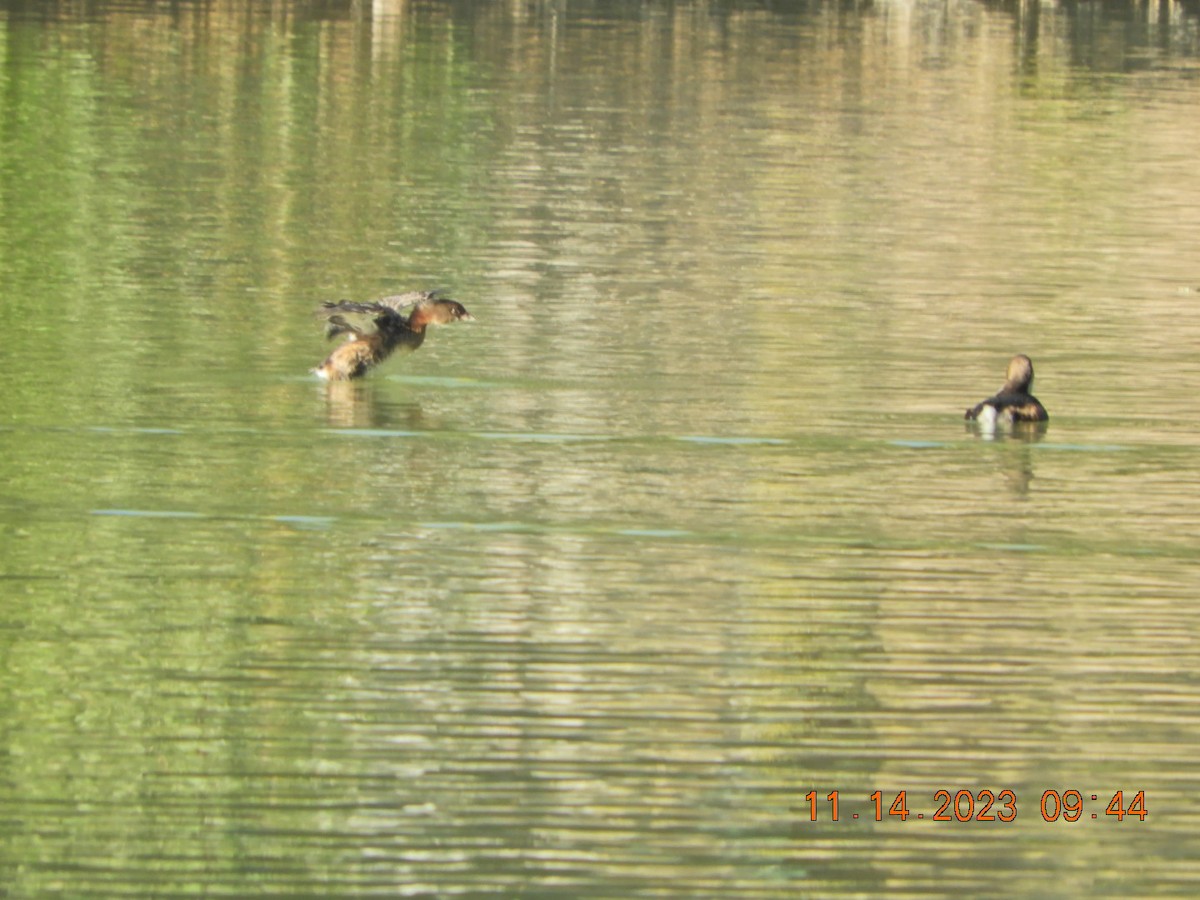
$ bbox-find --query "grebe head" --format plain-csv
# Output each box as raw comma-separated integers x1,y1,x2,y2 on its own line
1004,354,1035,393
427,299,474,324
406,298,474,329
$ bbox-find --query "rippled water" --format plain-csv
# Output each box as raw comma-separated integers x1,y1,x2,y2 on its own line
3,0,1200,895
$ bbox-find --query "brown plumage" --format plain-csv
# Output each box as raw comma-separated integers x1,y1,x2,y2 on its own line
312,291,473,381
965,354,1048,425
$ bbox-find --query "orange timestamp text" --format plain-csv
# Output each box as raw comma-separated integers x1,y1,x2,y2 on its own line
802,789,1146,823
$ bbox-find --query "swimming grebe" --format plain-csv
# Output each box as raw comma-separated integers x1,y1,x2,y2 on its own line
312,291,473,381
964,354,1048,426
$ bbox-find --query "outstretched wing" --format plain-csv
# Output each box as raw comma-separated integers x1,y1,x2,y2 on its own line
375,289,449,313
315,300,407,341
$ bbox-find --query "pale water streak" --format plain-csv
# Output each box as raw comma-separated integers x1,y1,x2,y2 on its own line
3,0,1200,896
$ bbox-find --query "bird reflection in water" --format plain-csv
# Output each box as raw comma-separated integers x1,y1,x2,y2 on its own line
320,379,426,431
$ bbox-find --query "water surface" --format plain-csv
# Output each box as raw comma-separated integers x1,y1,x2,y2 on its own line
3,0,1200,895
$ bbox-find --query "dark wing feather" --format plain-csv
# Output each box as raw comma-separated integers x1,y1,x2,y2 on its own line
376,290,449,313
315,300,407,341
965,392,1048,422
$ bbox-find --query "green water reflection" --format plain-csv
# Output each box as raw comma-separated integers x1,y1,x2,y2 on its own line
3,0,1200,896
